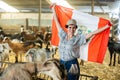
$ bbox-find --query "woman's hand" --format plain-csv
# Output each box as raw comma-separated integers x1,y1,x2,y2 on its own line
86,23,111,39
50,3,56,9
108,21,113,27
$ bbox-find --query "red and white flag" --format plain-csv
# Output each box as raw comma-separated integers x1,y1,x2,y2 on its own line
51,5,112,63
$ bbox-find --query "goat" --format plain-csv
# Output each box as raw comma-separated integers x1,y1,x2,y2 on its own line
0,62,40,80
108,37,120,66
51,45,58,58
2,37,34,62
39,58,67,80
0,43,15,69
24,47,53,63
0,58,67,80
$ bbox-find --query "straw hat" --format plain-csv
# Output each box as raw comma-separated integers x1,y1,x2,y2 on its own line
66,19,77,28
66,19,77,26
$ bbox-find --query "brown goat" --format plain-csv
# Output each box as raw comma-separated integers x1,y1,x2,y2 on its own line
2,37,33,62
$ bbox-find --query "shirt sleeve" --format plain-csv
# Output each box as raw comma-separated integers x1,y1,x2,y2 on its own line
58,28,66,40
76,34,86,46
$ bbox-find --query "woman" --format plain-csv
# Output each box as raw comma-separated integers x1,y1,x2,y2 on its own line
51,4,111,80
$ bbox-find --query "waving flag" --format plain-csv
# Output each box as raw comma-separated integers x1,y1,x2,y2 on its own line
51,5,111,63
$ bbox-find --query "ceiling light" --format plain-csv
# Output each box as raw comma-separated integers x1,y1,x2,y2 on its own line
0,1,19,12
50,0,74,9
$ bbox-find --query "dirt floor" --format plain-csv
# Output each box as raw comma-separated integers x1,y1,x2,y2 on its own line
80,49,120,80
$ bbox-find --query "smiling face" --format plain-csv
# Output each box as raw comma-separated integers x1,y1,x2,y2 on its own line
67,24,77,36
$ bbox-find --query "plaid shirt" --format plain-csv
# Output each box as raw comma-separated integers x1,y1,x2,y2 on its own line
58,29,86,61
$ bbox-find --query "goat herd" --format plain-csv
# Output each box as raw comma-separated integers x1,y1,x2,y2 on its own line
0,42,66,80
0,27,120,80
0,28,67,80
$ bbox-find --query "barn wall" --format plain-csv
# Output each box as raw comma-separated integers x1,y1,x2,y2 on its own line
0,13,52,26
0,13,52,33
0,12,109,33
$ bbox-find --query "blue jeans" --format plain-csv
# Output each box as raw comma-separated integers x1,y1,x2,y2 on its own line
60,58,80,80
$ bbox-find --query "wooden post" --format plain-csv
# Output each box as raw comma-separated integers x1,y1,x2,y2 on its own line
26,18,28,30
91,0,94,15
38,0,41,30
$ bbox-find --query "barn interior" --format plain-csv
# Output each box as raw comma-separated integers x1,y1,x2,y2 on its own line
0,0,119,33
0,0,120,80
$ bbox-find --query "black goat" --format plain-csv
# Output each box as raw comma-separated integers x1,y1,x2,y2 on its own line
108,37,120,66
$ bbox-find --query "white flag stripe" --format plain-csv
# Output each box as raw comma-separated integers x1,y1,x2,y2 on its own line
72,10,100,61
79,42,89,61
72,10,99,32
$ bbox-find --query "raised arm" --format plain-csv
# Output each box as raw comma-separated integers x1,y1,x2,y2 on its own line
51,4,61,31
86,24,110,39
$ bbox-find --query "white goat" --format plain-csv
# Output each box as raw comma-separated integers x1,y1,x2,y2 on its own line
39,58,67,80
24,48,52,62
0,43,15,69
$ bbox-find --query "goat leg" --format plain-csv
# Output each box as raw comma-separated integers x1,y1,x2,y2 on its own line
113,53,116,66
15,55,18,63
118,54,120,64
109,52,113,66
